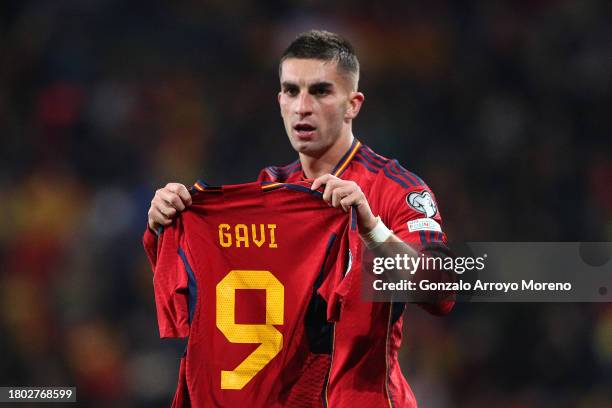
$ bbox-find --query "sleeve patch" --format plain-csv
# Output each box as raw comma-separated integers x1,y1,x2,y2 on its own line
407,218,442,233
406,191,437,217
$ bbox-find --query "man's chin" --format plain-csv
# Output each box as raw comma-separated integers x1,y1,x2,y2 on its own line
288,136,309,149
290,139,322,156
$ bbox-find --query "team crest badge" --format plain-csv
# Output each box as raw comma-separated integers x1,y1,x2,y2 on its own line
407,191,437,217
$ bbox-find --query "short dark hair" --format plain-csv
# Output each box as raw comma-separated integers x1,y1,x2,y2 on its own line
279,30,360,89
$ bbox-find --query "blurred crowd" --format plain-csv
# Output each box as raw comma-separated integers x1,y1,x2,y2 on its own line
1,1,610,406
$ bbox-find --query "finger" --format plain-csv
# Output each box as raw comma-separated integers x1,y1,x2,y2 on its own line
168,194,187,211
331,186,354,208
148,208,173,229
157,189,186,211
176,185,192,206
322,179,344,203
166,183,192,206
165,182,185,192
156,201,177,219
340,190,362,212
311,174,336,190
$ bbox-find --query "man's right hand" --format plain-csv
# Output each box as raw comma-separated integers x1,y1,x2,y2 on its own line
147,183,192,232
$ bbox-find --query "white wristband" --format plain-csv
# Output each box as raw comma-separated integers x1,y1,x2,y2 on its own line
360,216,393,249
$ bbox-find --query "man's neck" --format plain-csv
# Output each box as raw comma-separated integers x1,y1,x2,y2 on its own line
300,133,354,179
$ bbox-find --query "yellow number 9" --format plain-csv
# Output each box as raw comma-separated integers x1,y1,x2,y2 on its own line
216,270,284,390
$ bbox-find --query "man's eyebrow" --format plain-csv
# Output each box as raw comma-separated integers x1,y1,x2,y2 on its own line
309,81,334,90
281,81,298,89
281,81,334,89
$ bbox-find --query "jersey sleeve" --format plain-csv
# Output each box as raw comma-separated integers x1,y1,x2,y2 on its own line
149,218,193,338
143,226,159,269
374,161,446,246
374,161,455,315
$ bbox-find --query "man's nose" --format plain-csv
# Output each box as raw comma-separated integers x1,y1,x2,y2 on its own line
295,92,313,116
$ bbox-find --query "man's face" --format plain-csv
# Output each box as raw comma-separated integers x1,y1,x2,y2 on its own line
278,58,358,156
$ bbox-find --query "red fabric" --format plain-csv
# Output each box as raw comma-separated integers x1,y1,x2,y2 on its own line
259,141,454,407
171,358,190,407
144,181,351,407
143,226,158,268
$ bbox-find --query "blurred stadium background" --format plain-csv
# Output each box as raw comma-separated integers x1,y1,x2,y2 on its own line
1,1,611,406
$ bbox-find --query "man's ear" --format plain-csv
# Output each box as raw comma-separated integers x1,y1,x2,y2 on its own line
346,92,365,120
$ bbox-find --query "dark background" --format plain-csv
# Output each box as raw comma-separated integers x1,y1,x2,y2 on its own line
1,1,611,406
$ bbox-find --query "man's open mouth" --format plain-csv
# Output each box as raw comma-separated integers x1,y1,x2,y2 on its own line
294,123,316,132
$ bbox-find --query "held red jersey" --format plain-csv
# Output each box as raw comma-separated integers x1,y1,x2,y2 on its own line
145,181,352,407
258,139,454,408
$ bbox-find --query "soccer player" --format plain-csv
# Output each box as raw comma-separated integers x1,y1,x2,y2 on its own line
145,30,453,407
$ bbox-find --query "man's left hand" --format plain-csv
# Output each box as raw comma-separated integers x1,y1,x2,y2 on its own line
311,174,378,233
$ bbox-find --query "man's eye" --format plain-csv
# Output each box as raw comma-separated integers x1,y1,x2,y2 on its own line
284,88,298,96
313,89,329,96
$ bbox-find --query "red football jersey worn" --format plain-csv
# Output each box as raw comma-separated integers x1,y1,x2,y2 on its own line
258,139,454,408
144,181,352,407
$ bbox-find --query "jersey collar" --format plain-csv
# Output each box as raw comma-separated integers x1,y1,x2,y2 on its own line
330,138,361,178
295,138,361,181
